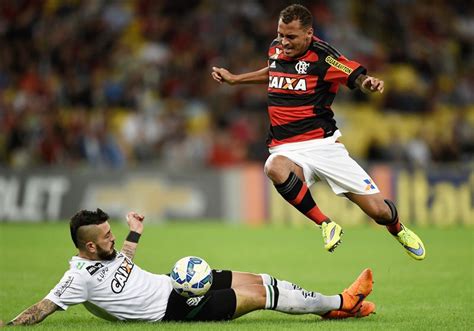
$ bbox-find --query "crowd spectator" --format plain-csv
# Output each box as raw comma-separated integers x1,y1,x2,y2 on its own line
0,0,472,169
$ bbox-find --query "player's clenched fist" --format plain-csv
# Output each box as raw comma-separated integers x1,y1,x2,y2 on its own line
126,212,144,233
211,67,236,85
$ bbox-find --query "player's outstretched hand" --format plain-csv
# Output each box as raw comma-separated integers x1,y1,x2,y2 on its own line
211,67,236,85
361,76,384,94
126,212,144,234
0,320,6,327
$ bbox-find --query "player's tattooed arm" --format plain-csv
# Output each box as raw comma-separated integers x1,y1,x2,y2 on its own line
7,299,58,326
121,212,144,260
121,241,138,260
355,74,384,94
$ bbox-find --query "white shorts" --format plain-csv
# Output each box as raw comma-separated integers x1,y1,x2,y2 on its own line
267,131,380,196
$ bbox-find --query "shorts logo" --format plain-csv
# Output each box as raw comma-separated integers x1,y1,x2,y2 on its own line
111,257,134,294
186,296,204,306
295,60,310,74
325,56,353,75
54,276,74,297
364,179,376,191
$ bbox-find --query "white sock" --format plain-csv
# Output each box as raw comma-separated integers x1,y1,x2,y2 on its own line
260,274,303,290
264,285,341,315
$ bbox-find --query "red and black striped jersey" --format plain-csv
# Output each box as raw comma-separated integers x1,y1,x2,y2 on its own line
266,36,366,147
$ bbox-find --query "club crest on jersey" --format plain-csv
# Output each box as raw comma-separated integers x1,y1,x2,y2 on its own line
111,257,134,294
269,76,307,91
295,60,310,74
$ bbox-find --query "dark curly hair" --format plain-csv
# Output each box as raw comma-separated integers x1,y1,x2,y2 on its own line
279,4,313,29
70,208,109,248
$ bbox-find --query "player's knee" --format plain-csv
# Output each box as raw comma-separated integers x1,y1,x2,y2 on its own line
264,155,290,181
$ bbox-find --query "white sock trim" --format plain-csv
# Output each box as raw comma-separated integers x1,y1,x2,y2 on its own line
264,285,278,310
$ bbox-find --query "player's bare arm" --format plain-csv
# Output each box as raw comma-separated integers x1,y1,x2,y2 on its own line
355,74,384,94
211,66,269,85
6,299,58,326
121,212,144,260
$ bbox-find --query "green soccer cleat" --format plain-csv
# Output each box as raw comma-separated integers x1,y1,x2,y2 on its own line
321,221,343,252
394,224,426,260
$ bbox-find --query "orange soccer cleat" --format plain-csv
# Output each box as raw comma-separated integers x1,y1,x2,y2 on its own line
340,268,373,314
322,300,376,319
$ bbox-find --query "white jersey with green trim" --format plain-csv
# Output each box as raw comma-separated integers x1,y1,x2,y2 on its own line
45,252,173,321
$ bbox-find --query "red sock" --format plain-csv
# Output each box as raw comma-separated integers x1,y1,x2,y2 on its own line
386,218,402,235
306,205,330,225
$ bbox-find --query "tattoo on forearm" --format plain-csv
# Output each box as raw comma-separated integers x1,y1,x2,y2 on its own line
121,241,138,260
10,299,58,325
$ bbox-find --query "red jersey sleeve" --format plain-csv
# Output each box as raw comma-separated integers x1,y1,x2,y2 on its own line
323,54,367,89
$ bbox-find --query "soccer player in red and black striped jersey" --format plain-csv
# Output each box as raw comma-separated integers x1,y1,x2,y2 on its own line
212,4,425,260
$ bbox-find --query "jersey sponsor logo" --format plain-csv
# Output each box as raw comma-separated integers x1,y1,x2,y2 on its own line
86,262,104,276
54,275,74,297
295,60,310,74
269,76,307,91
186,296,204,307
111,257,134,293
325,56,353,75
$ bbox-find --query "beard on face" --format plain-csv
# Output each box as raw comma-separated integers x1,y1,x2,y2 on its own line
96,243,117,261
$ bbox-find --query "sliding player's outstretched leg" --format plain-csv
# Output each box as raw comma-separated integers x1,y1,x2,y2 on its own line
232,268,375,320
339,268,373,313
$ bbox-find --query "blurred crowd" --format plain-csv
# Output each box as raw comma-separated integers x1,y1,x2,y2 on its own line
0,0,472,170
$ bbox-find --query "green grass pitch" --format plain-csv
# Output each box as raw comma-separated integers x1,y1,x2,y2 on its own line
0,222,472,330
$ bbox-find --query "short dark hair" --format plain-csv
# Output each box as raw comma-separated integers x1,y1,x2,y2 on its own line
70,208,109,248
279,4,313,29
